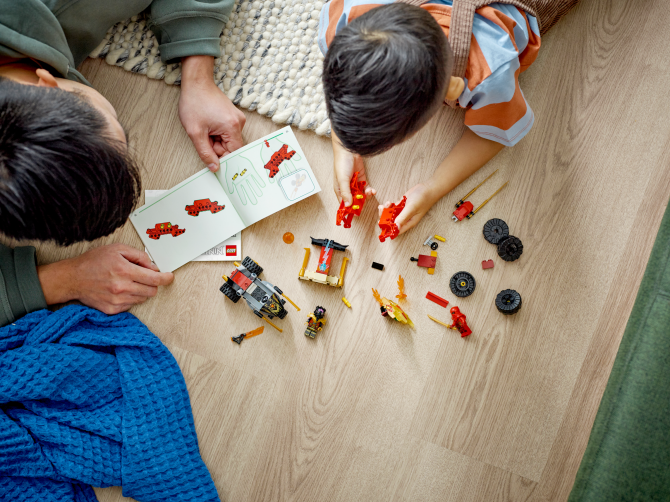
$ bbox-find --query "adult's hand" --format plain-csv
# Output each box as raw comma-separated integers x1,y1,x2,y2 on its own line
179,55,246,172
37,244,174,315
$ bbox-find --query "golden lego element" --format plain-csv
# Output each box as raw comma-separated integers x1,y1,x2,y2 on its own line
234,261,242,268
456,169,499,207
372,288,414,328
434,235,446,242
396,275,407,301
281,292,300,311
299,248,310,277
262,317,283,332
283,232,294,244
471,181,508,216
342,297,352,308
338,257,349,287
222,274,229,282
427,314,458,330
244,326,264,338
427,250,437,275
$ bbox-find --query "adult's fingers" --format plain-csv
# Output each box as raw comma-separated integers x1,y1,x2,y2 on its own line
120,247,159,271
222,124,245,154
127,261,174,288
190,129,221,172
212,139,226,157
123,282,159,299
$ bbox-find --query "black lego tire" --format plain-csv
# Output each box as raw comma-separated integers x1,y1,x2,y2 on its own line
495,289,522,315
450,271,476,298
242,256,263,276
483,218,510,245
497,236,524,262
220,281,240,303
277,307,288,319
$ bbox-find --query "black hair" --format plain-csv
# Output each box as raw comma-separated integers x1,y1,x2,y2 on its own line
322,3,452,156
0,77,141,245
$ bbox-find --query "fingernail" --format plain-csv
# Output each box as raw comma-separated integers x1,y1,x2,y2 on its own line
207,163,218,171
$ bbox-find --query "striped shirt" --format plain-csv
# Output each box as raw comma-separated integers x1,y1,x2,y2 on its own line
318,0,541,146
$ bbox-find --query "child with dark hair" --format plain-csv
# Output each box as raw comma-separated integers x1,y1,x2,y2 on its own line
321,0,572,234
0,0,246,326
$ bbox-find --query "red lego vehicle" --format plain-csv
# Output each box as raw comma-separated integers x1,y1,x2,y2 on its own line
146,222,185,240
185,198,225,216
336,171,366,228
378,196,407,242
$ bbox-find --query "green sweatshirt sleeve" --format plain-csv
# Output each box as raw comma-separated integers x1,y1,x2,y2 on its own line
148,0,234,63
0,244,47,327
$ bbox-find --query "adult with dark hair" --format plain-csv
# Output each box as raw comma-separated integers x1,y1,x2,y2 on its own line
0,0,245,326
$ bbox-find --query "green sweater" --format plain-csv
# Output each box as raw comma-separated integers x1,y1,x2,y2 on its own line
0,0,234,326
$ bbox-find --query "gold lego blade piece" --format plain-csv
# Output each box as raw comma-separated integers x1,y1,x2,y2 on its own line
281,292,300,311
470,181,509,216
455,169,499,208
299,248,310,278
338,257,349,287
262,317,283,332
428,314,457,330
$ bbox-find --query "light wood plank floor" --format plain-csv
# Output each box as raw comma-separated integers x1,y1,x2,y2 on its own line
15,0,670,499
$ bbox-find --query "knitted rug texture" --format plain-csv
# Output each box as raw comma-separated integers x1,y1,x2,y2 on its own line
90,0,331,136
0,306,219,502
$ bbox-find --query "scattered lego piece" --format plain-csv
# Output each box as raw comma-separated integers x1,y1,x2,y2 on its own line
448,306,472,337
483,218,509,244
434,235,446,242
342,297,352,308
378,196,407,242
497,236,523,262
452,169,508,222
427,314,458,330
371,262,384,271
396,275,407,301
372,288,414,327
449,271,476,298
412,254,437,268
424,236,435,246
336,171,367,228
427,250,437,275
305,306,327,338
495,289,522,315
283,232,294,244
220,257,298,331
232,326,264,344
430,242,439,250
482,260,494,270
426,292,448,308
298,237,349,287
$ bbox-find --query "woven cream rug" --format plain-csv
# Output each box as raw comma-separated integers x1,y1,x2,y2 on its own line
90,0,331,136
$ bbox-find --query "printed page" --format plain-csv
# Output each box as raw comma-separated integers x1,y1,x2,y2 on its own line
214,126,321,226
145,190,242,261
130,169,245,272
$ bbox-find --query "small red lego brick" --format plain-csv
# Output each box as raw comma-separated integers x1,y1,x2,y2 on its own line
336,171,367,228
378,196,407,242
449,306,472,337
482,259,494,269
410,254,437,268
425,292,449,308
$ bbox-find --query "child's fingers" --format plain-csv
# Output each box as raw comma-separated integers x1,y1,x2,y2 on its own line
365,186,376,198
338,177,353,206
377,202,391,217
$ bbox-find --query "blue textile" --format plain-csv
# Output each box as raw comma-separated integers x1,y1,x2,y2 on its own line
0,306,219,502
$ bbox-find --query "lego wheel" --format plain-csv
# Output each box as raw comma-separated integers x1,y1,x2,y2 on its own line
497,236,523,262
450,271,476,298
242,256,263,276
483,218,509,245
220,281,240,303
277,307,288,320
495,289,522,315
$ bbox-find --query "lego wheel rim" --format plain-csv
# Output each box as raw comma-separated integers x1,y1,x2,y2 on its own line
450,271,476,297
495,289,522,315
483,218,510,245
497,236,523,262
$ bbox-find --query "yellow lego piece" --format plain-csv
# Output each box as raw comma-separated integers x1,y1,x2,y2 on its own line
434,235,446,242
342,297,352,308
427,250,437,275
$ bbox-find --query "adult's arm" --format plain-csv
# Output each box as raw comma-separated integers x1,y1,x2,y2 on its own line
0,243,47,327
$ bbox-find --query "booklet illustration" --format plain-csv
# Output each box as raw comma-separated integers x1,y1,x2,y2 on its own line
130,127,320,272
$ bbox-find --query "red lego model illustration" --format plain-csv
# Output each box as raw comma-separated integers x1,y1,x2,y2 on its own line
448,307,472,337
453,169,508,222
146,222,185,240
378,196,407,242
185,198,225,216
336,171,367,228
264,144,296,178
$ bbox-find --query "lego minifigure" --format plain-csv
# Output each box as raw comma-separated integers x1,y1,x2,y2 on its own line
305,306,327,338
448,307,472,337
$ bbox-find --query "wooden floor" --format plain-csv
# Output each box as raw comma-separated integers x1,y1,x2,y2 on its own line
27,0,670,499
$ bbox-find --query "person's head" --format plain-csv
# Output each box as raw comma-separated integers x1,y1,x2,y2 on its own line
0,68,140,245
323,3,462,156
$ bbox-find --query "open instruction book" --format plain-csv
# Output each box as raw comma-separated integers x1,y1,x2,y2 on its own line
130,127,321,272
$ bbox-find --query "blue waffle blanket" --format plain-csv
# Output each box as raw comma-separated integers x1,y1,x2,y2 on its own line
0,306,219,502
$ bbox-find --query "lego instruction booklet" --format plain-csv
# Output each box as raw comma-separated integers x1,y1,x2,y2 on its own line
130,127,321,272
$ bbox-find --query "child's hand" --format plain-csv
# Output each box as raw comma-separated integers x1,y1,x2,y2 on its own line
378,183,440,236
332,133,376,206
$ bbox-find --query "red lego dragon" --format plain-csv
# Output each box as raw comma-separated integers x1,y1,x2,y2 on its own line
185,198,225,216
378,196,407,242
146,222,185,240
335,171,366,228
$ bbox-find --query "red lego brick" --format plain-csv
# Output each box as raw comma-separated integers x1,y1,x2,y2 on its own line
425,292,449,308
416,254,437,268
452,200,474,221
482,259,494,269
230,269,252,291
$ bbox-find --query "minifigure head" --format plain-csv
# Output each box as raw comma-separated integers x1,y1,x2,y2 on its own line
314,306,326,319
450,306,461,315
323,3,456,156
